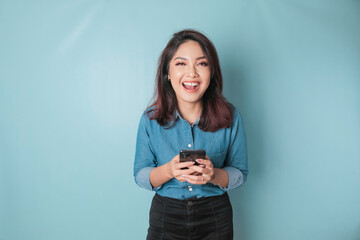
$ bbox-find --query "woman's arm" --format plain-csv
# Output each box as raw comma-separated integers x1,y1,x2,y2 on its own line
183,158,229,188
149,155,197,188
209,168,229,188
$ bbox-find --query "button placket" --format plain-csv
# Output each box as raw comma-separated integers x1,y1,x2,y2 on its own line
186,122,194,150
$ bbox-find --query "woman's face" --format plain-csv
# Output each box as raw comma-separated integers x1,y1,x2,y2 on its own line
168,40,211,107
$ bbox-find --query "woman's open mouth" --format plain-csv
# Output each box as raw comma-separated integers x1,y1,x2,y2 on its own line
182,82,200,92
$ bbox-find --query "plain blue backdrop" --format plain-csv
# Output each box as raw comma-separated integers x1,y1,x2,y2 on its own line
1,0,360,239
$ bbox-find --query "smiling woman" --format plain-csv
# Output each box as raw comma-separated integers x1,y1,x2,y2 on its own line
149,30,233,132
133,29,248,240
168,40,211,115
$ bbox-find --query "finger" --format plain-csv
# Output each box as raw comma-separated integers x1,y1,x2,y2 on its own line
177,168,196,176
202,173,213,181
189,165,208,173
184,174,205,182
185,177,206,185
175,177,187,182
175,172,196,181
176,161,195,169
173,155,180,163
195,158,212,167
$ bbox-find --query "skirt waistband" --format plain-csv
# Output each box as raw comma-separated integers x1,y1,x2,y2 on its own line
154,193,229,207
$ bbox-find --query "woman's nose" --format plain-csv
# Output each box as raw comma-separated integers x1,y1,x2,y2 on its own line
187,65,198,78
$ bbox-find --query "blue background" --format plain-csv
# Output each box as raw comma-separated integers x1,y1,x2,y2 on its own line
1,1,360,239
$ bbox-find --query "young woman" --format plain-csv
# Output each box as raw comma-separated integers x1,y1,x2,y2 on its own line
134,29,248,240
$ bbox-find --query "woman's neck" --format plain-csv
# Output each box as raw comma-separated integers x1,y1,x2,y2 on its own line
177,101,203,125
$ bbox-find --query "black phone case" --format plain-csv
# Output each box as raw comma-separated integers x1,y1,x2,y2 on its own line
179,149,206,165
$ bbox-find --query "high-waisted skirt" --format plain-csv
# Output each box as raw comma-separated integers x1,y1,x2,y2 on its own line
147,193,233,240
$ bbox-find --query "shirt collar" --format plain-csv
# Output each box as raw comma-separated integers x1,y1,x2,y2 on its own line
175,110,201,126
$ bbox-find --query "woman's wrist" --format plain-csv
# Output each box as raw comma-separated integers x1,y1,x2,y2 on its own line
208,168,218,185
150,162,174,188
209,168,229,188
165,161,174,179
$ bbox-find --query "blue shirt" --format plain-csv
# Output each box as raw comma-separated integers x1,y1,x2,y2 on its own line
133,107,248,200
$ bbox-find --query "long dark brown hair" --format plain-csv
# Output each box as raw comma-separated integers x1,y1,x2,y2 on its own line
147,29,233,132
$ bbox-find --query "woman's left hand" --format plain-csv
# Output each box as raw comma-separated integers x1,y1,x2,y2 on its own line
184,156,214,185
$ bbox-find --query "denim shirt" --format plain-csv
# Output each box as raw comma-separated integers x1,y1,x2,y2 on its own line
133,107,248,200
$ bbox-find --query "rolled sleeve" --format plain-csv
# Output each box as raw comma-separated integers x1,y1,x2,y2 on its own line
133,112,162,191
219,166,246,191
134,166,162,191
221,109,249,191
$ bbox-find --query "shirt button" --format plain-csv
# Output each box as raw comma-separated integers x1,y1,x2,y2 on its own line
188,144,192,148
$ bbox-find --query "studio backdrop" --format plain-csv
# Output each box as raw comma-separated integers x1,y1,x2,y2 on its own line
1,1,359,239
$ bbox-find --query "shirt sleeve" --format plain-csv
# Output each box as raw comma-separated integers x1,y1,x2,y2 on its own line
221,108,249,191
133,112,162,191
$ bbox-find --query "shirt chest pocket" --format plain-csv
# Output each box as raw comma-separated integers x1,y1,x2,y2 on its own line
200,131,228,168
208,150,227,168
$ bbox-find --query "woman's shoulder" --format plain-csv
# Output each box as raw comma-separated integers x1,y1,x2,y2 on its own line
232,105,241,118
227,103,239,119
138,106,158,127
229,105,245,128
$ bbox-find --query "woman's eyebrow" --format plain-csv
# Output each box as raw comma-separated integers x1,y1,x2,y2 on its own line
173,56,206,61
174,57,187,61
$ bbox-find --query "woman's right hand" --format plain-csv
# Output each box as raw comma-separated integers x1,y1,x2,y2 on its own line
168,155,196,182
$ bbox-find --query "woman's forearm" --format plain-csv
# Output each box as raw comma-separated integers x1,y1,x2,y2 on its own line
149,162,173,188
209,168,229,188
150,164,229,189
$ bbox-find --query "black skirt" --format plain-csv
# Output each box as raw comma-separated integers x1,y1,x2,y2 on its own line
147,193,233,240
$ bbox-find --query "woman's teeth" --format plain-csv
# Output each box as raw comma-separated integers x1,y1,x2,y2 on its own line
183,82,199,87
182,82,199,90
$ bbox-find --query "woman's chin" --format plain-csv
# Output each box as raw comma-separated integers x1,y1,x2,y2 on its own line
177,96,204,105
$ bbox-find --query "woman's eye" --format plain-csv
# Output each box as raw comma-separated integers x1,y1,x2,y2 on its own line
175,62,185,66
199,62,208,66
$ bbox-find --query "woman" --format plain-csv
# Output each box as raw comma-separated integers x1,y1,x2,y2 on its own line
134,29,248,240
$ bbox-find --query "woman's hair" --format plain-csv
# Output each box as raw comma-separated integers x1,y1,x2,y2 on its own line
147,29,233,132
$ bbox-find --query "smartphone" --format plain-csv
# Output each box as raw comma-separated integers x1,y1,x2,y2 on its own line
179,149,206,166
